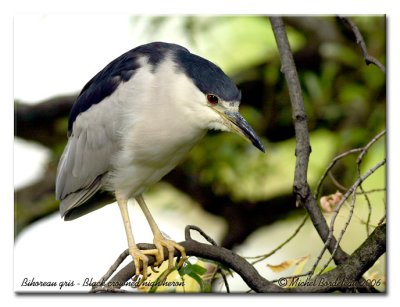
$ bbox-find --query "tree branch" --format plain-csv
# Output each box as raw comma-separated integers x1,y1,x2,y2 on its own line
338,16,386,73
15,94,78,147
108,234,282,292
293,223,386,293
270,16,348,264
99,223,385,293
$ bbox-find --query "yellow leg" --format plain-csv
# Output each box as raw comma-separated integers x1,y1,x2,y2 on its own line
135,194,186,269
116,192,149,280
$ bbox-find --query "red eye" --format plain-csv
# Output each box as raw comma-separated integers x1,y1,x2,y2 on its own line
207,94,219,105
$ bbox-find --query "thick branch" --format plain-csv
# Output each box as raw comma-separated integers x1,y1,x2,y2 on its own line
109,241,282,292
105,224,385,293
270,17,311,200
15,94,78,147
270,16,348,264
293,223,386,293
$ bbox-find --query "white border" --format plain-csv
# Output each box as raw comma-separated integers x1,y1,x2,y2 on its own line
2,0,398,305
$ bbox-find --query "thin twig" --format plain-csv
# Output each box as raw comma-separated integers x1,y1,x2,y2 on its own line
338,16,386,73
248,214,309,265
310,158,386,275
328,171,349,191
378,214,386,226
316,129,385,197
317,191,357,275
355,130,386,235
314,130,385,237
314,148,364,199
356,188,386,195
356,130,386,164
209,265,230,293
185,225,218,245
220,268,230,293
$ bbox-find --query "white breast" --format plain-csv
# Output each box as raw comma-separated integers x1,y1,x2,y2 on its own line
107,56,207,198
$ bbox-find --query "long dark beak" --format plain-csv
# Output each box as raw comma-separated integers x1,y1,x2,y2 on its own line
224,111,265,153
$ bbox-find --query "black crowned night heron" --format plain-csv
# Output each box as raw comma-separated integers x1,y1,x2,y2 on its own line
56,42,264,279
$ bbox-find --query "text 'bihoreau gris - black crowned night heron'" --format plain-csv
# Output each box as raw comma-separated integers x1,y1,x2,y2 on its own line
56,42,265,279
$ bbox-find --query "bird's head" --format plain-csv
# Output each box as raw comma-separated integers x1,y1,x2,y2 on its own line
174,47,265,153
203,94,265,152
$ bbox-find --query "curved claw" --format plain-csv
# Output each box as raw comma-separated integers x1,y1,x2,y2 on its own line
128,247,149,280
152,234,187,269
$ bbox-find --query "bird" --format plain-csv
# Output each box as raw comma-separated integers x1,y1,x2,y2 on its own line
55,42,265,279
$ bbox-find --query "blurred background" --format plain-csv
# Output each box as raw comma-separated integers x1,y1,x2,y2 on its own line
14,15,386,292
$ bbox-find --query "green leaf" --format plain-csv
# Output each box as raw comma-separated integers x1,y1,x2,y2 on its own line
190,263,207,276
148,267,175,293
178,262,193,277
188,272,206,292
178,260,207,277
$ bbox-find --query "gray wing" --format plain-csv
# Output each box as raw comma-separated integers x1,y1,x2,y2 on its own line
55,100,119,220
55,45,152,219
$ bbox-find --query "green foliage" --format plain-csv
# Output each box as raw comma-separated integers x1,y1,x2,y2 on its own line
185,129,340,201
167,16,386,203
143,257,213,293
178,260,211,292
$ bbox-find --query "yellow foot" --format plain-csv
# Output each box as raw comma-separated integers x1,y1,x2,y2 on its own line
128,247,149,280
144,234,186,270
